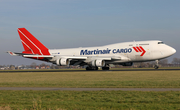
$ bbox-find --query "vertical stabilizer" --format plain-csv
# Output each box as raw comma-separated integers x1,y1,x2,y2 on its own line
17,28,50,55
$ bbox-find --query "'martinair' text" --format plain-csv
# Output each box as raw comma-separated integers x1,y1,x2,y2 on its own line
80,48,132,55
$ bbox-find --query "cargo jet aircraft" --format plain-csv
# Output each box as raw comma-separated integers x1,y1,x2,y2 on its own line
7,28,176,70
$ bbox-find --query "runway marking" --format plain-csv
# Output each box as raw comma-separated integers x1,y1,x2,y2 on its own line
1,87,180,91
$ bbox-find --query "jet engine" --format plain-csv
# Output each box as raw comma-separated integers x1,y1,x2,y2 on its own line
91,60,105,67
56,58,70,66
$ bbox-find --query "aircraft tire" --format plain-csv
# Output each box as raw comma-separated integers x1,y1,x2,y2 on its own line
95,67,98,70
86,66,98,71
154,65,159,69
102,67,109,70
86,67,90,70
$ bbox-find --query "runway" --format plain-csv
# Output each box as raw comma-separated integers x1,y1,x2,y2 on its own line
0,87,180,91
1,68,180,73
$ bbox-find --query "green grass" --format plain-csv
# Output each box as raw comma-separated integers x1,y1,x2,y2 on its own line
0,69,180,109
0,90,180,110
0,70,180,88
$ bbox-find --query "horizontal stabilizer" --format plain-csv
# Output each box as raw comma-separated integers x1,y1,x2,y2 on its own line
23,55,54,58
7,51,21,56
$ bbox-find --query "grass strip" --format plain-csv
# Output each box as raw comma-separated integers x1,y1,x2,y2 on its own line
0,90,180,110
0,71,180,88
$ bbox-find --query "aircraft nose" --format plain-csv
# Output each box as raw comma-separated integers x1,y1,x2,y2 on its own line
171,48,176,54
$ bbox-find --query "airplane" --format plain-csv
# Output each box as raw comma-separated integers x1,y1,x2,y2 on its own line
7,28,176,70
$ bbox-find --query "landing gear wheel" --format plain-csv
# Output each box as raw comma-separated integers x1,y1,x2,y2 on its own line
102,67,109,70
154,65,159,69
86,67,90,70
86,66,98,71
154,60,159,69
95,67,98,70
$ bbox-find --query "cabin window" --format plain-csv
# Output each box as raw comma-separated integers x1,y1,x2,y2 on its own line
158,42,164,44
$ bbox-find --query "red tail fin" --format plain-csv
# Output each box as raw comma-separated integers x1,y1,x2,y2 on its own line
17,28,50,55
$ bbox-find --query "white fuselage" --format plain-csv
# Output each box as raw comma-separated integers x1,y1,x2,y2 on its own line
49,40,176,64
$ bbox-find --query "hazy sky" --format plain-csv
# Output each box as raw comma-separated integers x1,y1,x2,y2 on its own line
0,0,180,65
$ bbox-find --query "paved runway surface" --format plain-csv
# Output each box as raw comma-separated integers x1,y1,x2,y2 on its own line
1,87,180,91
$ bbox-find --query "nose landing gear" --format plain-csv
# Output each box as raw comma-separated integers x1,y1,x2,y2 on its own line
154,60,159,69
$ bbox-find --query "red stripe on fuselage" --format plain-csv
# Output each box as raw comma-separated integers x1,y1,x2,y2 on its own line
139,46,146,56
133,47,139,52
136,47,142,52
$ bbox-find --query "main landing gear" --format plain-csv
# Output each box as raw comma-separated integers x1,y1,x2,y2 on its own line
154,60,159,69
86,66,98,70
102,64,110,70
86,66,110,71
102,67,110,70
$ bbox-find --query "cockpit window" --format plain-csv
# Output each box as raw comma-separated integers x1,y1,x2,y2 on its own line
158,42,164,44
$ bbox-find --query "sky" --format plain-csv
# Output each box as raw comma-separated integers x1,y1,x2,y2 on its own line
0,0,180,65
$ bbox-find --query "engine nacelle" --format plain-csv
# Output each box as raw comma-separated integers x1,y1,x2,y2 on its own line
122,62,133,66
56,58,70,66
91,60,105,67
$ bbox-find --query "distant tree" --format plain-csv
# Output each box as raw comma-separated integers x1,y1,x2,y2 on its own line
21,65,25,68
30,62,37,69
146,63,154,68
50,64,55,69
172,58,179,64
40,63,46,67
136,62,146,68
9,65,15,70
159,59,168,66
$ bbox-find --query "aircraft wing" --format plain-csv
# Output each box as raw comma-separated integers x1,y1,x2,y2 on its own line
7,51,130,65
7,51,87,60
23,55,127,61
7,51,130,61
111,54,130,61
84,55,130,61
23,55,88,60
